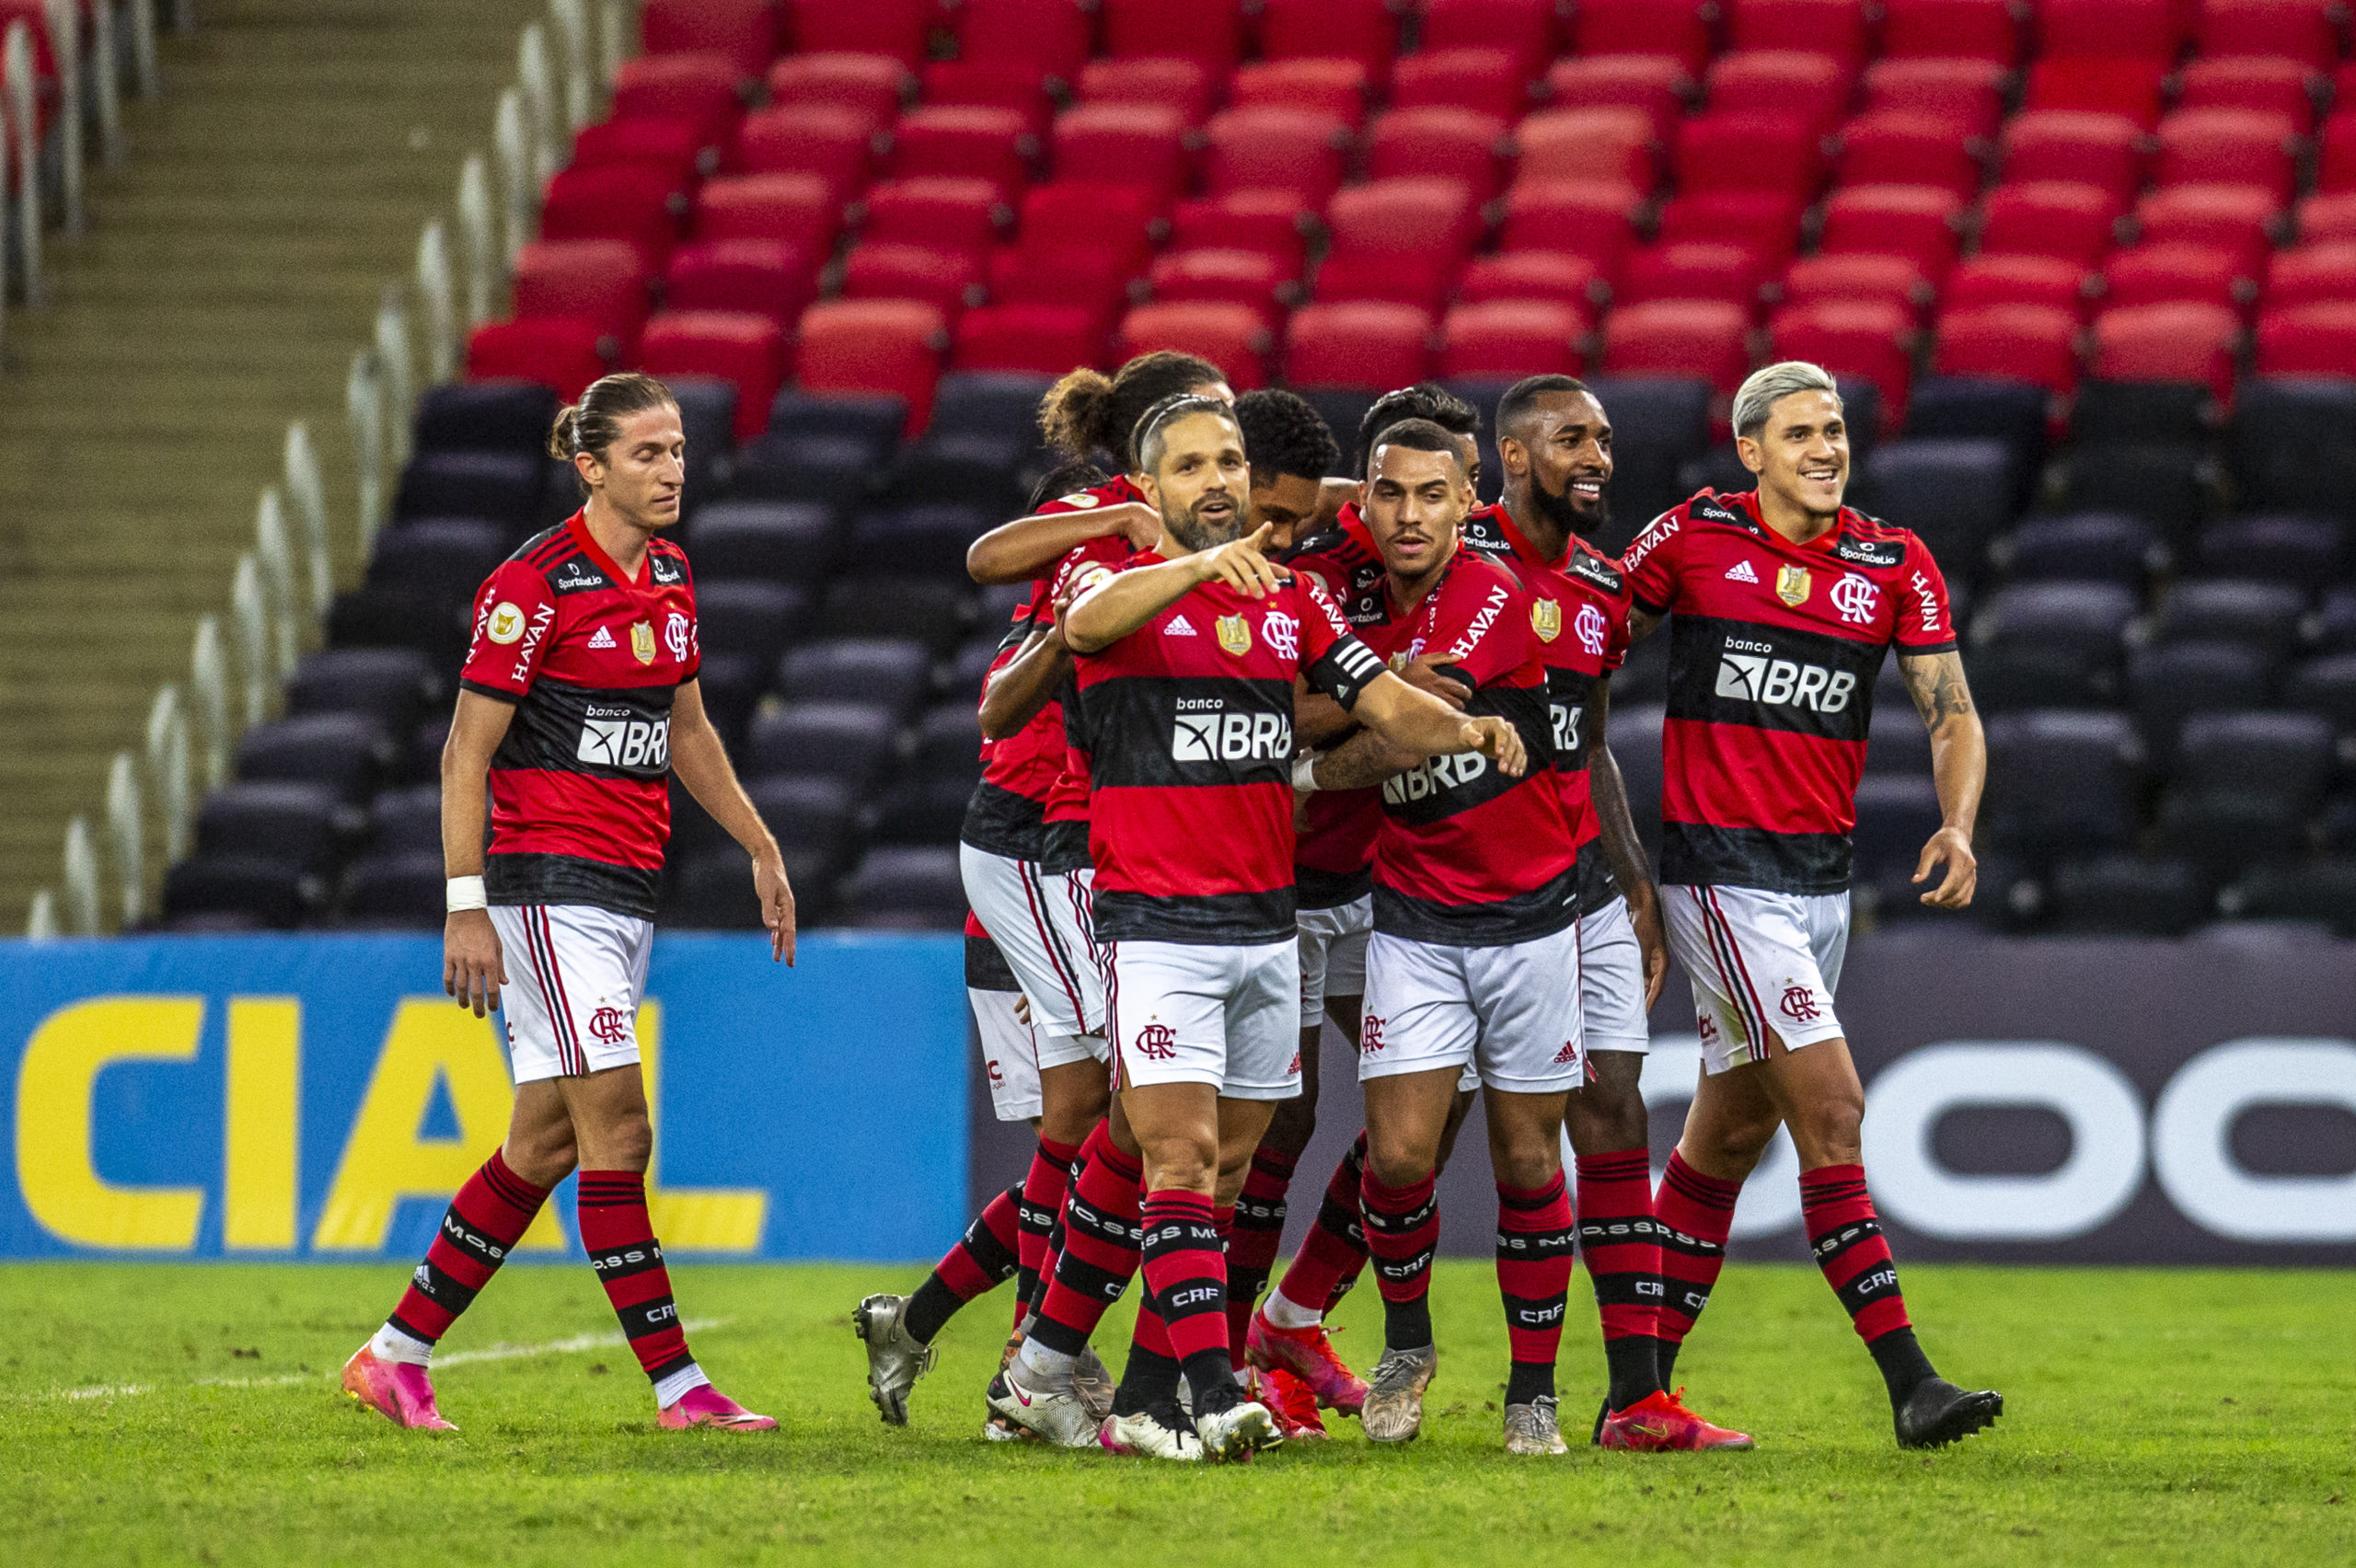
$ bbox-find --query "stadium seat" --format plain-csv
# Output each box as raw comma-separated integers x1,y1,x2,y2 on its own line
995,182,1157,302
1582,375,1715,526
467,319,607,401
2154,579,2311,661
2022,57,2168,129
2046,855,2212,936
768,389,908,456
609,54,747,151
1995,511,2163,585
763,53,910,132
1367,109,1511,201
2324,115,2356,194
194,781,347,879
884,432,1029,515
1977,183,2125,268
2133,185,2280,279
2254,302,2356,376
571,118,710,190
1598,301,1753,394
641,0,781,79
412,381,558,455
1116,302,1272,389
2318,587,2356,651
663,239,816,332
364,785,444,858
2289,649,2356,732
1437,301,1588,380
338,853,442,926
1514,108,1658,192
1456,251,1606,310
1942,254,2089,318
1420,0,1561,75
1864,703,1934,778
1903,375,2050,476
1074,56,1217,123
2036,0,2184,63
2192,514,2348,584
2101,243,2251,314
918,67,1053,134
2234,858,2356,937
858,178,1008,257
1703,51,1856,137
1834,111,1984,200
2229,381,2356,517
1998,112,2148,205
1781,254,1933,317
1497,180,1644,274
946,0,1094,85
1149,249,1293,324
2155,110,2300,206
839,846,967,928
842,506,991,581
237,713,394,802
2088,303,2241,407
538,164,687,271
1230,58,1371,126
1651,193,1809,267
1566,0,1713,73
2129,640,2276,760
1100,0,1245,72
1724,0,1870,63
1769,302,1914,426
930,370,1055,447
2177,57,2316,133
1388,50,1530,122
1202,108,1353,206
2266,242,2356,309
510,240,650,359
746,701,902,790
1316,179,1481,308
1879,0,2021,63
2071,377,2210,446
1968,580,2139,707
1861,57,2006,138
730,432,872,507
1673,112,1824,202
952,304,1112,375
884,105,1034,203
733,105,875,202
1859,439,2015,574
641,313,788,442
161,858,318,930
1539,55,1689,143
1981,709,2142,856
393,451,542,527
785,0,933,68
288,646,435,733
2195,0,2344,72
1816,185,1967,280
821,576,971,647
2157,710,2336,868
838,243,984,316
1283,302,1436,391
794,301,949,433
694,173,841,254
688,502,845,585
1614,242,1774,316
1169,190,1318,272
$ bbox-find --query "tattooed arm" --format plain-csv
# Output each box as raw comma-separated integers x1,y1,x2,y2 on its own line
1897,648,1986,909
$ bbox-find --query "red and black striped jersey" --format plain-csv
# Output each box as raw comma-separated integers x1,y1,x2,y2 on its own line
1461,506,1633,917
457,511,700,918
1355,547,1580,945
1282,506,1391,908
1073,557,1384,944
961,477,1146,861
1623,489,1958,894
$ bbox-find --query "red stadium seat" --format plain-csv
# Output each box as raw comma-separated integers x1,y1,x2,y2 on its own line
1438,300,1590,379
1317,179,1482,307
1256,0,1400,78
1567,0,1715,75
1943,254,2093,317
987,247,1135,316
859,177,1009,256
663,239,818,332
1074,58,1218,124
611,55,745,152
1170,190,1317,272
1367,108,1511,201
1725,0,1871,66
641,0,781,80
795,300,952,432
949,0,1094,82
1674,112,1825,202
540,164,688,271
919,62,1057,133
468,319,610,402
1150,249,1296,324
2298,190,2356,242
1117,301,1273,389
2177,57,2317,133
2133,185,2281,278
886,106,1034,202
1930,304,2083,396
2254,301,2356,376
1818,184,1967,279
1515,108,1658,191
733,105,874,204
1497,181,1646,274
1387,50,1531,121
572,119,708,190
513,240,652,358
1977,183,2127,268
1422,0,1564,78
2036,0,2185,63
2100,242,2251,313
1203,108,1353,206
1230,59,1371,125
2196,0,2344,73
2023,58,2169,129
1599,300,1754,393
2265,242,2356,310
1861,58,2006,139
2320,114,2356,193
764,55,909,133
1615,242,1774,316
785,0,934,69
1654,193,1809,266
1456,251,1606,308
1836,110,1985,200
1102,0,1245,73
642,312,790,439
1703,52,1857,137
1879,0,2021,63
694,172,842,254
1283,302,1438,391
839,243,986,316
2155,110,2301,206
1781,253,1934,317
1051,103,1191,204
1540,56,1690,143
1998,113,2149,205
998,183,1158,302
2090,302,2242,405
1769,300,1914,425
952,304,1111,375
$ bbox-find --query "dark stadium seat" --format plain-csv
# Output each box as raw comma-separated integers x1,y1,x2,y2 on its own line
2155,711,2336,870
696,581,808,673
640,0,780,79
467,319,609,402
512,239,652,360
926,372,1054,447
1567,0,1712,73
2191,515,2347,585
414,381,558,455
776,639,933,716
327,587,472,674
365,785,443,857
839,845,968,928
285,648,436,734
394,450,544,527
728,432,877,508
765,391,906,457
2151,580,2309,662
883,434,1027,516
162,857,319,931
1981,709,2143,857
949,634,1007,696
764,55,910,133
2047,855,2213,936
2318,589,2356,654
872,709,988,843
1579,377,1713,533
665,850,769,929
844,506,989,580
687,502,844,585
2128,641,2277,760
2070,379,2211,449
2229,380,2356,521
1856,440,2016,582
745,702,903,790
2233,859,2356,938
819,576,970,647
662,240,819,335
749,772,863,867
341,852,447,928
1865,704,1934,777
1994,513,2163,586
365,520,510,607
194,781,349,877
2057,444,2213,539
237,714,394,802
1539,56,1688,141
1967,582,2138,708
1901,377,2049,492
2286,653,2356,741
1851,773,1946,911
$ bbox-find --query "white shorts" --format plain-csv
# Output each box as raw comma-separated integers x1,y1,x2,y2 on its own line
1359,924,1586,1095
970,985,1041,1122
1106,938,1302,1101
491,904,652,1084
1580,897,1652,1056
1665,884,1852,1075
960,843,1108,1070
1297,894,1373,1028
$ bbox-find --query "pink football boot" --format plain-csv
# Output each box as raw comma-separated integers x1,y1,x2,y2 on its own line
342,1343,456,1432
658,1383,779,1431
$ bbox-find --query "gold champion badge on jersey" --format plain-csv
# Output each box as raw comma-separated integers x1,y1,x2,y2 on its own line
1216,614,1252,655
1775,565,1812,607
1530,598,1562,642
629,621,657,664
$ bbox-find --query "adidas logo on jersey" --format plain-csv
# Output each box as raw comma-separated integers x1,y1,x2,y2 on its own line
1725,560,1760,583
1165,615,1197,636
586,626,617,649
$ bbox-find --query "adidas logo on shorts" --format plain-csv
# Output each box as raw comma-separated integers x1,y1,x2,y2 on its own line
1552,1041,1579,1064
1165,615,1197,637
1725,560,1760,583
587,625,618,649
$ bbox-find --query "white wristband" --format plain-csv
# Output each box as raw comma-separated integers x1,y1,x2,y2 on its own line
1292,753,1321,792
445,875,488,913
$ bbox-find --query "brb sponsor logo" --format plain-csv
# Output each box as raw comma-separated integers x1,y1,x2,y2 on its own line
578,707,671,770
1714,637,1857,714
1551,701,1584,757
1172,698,1290,762
1383,749,1489,803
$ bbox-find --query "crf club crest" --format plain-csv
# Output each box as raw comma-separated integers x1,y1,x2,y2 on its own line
1133,1022,1178,1060
588,1005,631,1043
1780,985,1822,1023
1360,1015,1386,1053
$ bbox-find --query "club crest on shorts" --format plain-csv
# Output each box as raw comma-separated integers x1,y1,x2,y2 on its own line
1216,614,1252,655
1775,565,1812,607
629,621,656,664
1530,597,1562,641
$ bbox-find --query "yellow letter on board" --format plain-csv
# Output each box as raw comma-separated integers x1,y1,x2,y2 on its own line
15,997,205,1250
223,997,300,1250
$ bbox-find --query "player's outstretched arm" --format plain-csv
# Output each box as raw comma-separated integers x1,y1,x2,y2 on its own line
1062,524,1285,652
1586,682,1669,1007
442,689,517,1017
1899,648,1986,909
670,679,798,964
965,502,1161,585
1350,668,1528,777
978,627,1070,739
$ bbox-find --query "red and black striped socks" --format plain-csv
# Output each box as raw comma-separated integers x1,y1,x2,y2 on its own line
1360,1167,1440,1351
1496,1170,1575,1406
1265,1132,1369,1326
1575,1149,1670,1410
1139,1190,1240,1418
902,1183,1022,1345
1026,1122,1143,1366
1015,1134,1082,1326
1800,1162,1937,1405
1654,1150,1739,1385
577,1170,705,1403
1225,1145,1297,1354
381,1147,549,1357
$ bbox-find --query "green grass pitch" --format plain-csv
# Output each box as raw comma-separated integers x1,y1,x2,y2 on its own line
5,1262,2350,1566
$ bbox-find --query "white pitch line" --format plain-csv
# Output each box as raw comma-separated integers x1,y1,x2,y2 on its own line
31,1318,728,1403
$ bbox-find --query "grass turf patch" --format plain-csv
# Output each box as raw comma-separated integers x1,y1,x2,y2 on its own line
3,1262,2350,1566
